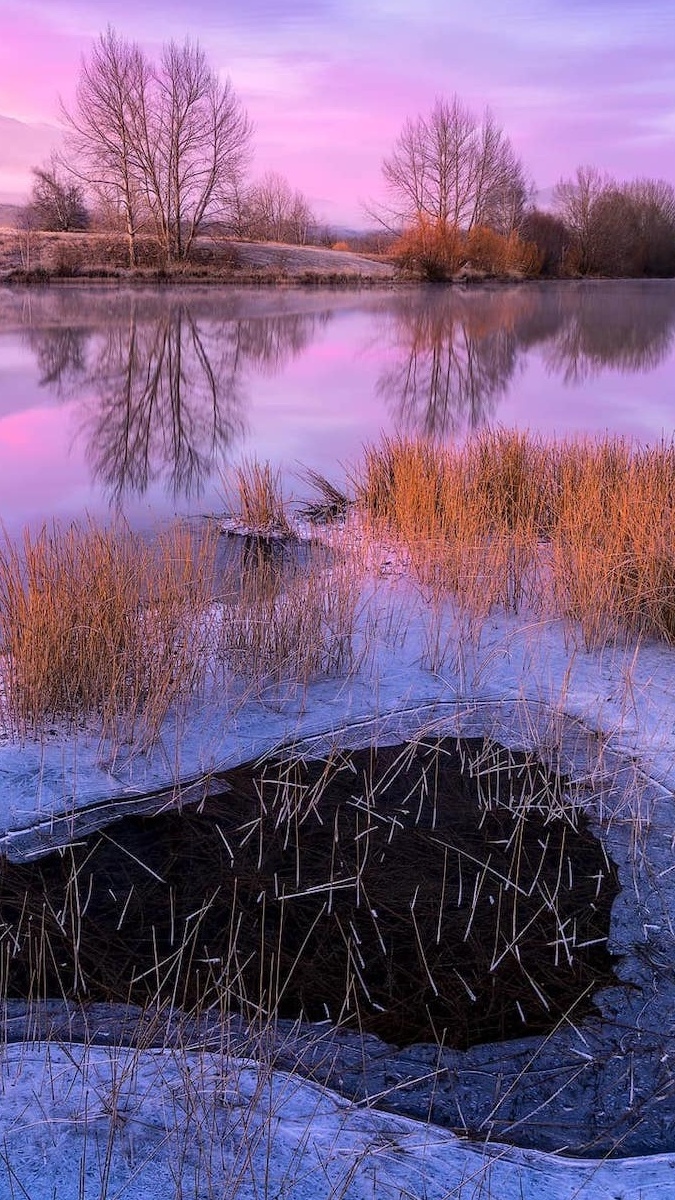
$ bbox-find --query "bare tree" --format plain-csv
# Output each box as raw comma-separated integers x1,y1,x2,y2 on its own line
380,96,527,234
15,205,41,271
240,171,315,244
63,28,149,266
519,209,570,276
552,165,609,274
625,178,675,276
554,168,675,276
133,39,251,261
62,28,251,265
27,154,89,231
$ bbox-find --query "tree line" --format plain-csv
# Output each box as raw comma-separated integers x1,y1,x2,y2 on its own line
378,97,675,278
16,27,675,277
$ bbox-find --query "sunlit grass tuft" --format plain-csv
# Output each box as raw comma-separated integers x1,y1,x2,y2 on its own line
352,430,675,650
0,519,219,746
225,456,293,536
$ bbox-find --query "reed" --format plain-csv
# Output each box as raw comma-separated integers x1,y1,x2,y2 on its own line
0,434,664,1196
2,432,675,746
225,456,293,536
352,430,675,649
0,519,219,746
216,541,361,700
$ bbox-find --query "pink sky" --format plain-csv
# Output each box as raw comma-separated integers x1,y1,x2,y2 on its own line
0,0,673,227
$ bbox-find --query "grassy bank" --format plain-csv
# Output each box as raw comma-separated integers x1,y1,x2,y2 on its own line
0,228,398,285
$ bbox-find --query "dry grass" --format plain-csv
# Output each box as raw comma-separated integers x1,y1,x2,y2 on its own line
295,468,352,523
0,435,669,1194
224,456,293,537
0,508,364,740
218,541,360,698
352,430,675,649
0,519,219,746
0,228,397,283
2,432,675,746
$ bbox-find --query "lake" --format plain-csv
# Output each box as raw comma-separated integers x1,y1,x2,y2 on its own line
1,278,674,534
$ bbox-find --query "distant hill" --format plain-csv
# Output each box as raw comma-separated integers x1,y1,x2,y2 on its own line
0,112,62,209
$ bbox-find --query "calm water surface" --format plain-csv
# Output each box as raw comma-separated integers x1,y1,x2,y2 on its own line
0,279,673,534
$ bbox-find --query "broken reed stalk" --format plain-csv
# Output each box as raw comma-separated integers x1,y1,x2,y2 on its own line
295,467,352,523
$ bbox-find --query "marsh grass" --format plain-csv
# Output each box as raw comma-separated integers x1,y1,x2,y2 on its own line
3,430,675,745
214,534,362,702
352,430,675,650
224,456,293,537
0,434,666,1195
0,519,222,747
0,516,364,739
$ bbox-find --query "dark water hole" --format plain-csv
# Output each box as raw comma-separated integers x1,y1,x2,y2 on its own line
0,737,619,1048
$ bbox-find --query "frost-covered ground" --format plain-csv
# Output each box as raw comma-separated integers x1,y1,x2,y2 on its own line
2,557,675,1197
2,1043,674,1200
3,571,675,860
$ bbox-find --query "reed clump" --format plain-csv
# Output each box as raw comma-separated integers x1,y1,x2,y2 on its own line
0,519,219,744
0,511,364,739
224,456,293,536
351,430,675,647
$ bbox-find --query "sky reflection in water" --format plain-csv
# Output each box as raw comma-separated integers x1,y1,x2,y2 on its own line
0,280,674,533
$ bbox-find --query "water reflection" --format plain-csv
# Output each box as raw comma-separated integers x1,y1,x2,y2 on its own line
29,326,88,393
21,293,330,504
375,282,675,438
541,284,675,384
3,282,675,532
375,289,531,435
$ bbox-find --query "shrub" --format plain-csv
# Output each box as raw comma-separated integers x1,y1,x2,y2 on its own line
465,225,541,276
392,218,465,280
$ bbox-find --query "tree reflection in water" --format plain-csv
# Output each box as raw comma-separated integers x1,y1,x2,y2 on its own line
23,295,329,504
374,282,675,438
28,326,88,393
541,282,675,384
374,288,535,436
16,283,675,505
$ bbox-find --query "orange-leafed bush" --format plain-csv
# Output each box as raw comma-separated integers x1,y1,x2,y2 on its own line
465,226,541,276
392,218,464,280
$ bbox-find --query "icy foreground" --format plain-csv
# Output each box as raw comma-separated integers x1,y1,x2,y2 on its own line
1,1043,674,1200
3,570,675,1196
